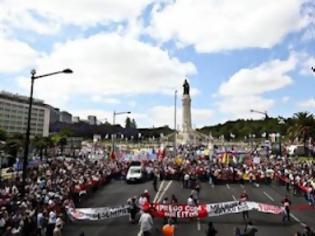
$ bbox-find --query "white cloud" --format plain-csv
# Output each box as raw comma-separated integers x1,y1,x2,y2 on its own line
17,33,196,108
298,98,315,109
91,95,121,105
0,0,151,34
217,95,274,120
282,96,290,103
149,0,310,52
215,56,296,119
219,56,296,96
0,36,38,73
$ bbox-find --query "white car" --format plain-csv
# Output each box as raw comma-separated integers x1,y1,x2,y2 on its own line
126,166,144,183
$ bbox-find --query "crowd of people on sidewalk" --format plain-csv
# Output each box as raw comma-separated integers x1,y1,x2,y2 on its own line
0,155,119,236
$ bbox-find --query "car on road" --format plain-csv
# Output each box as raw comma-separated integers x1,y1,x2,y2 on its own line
126,165,145,183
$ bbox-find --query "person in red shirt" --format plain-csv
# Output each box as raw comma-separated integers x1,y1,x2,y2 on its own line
240,190,249,221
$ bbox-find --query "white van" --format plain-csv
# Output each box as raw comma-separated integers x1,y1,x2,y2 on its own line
126,165,144,183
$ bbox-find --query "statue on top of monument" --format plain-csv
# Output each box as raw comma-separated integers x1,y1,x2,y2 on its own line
183,79,190,95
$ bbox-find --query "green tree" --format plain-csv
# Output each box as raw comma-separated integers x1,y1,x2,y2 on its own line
32,135,53,161
52,128,74,155
125,117,132,128
4,133,24,166
131,118,137,129
288,112,315,155
0,128,7,141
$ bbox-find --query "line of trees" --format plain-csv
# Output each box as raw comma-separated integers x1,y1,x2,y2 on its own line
198,112,315,144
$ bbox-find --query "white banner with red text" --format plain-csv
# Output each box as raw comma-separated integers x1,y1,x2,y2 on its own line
67,201,283,221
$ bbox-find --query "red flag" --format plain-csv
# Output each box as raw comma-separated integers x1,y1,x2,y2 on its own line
110,151,116,160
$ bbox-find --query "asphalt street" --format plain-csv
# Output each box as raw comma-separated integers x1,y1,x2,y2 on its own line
64,179,315,236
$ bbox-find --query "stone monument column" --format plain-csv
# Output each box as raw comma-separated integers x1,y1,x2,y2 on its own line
182,94,192,132
182,80,192,143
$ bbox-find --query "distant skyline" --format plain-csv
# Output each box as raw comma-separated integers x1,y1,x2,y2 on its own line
1,0,315,128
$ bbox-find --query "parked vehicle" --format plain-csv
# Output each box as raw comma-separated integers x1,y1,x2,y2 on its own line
126,165,145,183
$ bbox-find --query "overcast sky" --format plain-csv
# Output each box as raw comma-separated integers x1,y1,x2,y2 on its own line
1,0,315,128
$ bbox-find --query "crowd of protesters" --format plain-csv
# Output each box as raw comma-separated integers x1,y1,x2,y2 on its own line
0,155,120,236
147,146,315,206
0,143,314,235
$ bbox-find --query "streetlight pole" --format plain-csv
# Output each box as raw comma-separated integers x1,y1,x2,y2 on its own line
111,111,131,158
21,68,73,196
174,90,177,158
250,109,269,119
276,133,282,157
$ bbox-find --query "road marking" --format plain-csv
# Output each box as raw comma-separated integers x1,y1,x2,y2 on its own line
232,195,237,201
263,191,275,202
153,180,165,203
240,184,245,189
157,181,173,203
291,213,301,223
226,184,230,190
197,219,201,231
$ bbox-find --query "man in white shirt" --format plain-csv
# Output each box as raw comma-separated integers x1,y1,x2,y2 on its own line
138,209,153,236
47,210,57,236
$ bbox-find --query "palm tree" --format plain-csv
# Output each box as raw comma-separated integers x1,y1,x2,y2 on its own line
288,112,315,155
0,128,7,142
32,135,51,161
4,133,24,166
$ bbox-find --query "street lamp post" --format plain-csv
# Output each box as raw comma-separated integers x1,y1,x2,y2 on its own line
276,133,282,157
174,90,177,158
21,68,73,196
111,111,131,157
250,109,269,119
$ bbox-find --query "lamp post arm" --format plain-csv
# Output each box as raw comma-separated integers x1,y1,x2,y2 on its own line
33,70,67,80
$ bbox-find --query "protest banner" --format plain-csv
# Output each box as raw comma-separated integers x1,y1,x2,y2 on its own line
67,201,283,221
206,201,283,217
152,204,208,218
67,205,130,221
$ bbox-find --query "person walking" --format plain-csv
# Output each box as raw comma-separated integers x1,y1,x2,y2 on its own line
239,190,249,221
162,218,175,236
234,227,242,236
138,208,153,236
153,171,159,192
281,195,291,222
128,196,139,224
243,221,258,236
205,222,217,236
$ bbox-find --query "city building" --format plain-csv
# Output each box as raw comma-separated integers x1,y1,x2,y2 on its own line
0,91,50,137
88,115,97,125
60,111,72,123
47,105,60,124
72,116,80,123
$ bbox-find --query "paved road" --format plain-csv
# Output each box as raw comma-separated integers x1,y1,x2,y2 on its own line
64,179,315,236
